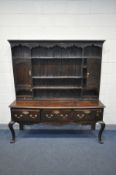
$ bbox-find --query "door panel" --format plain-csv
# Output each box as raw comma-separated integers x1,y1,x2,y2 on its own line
13,59,32,99
86,59,101,89
82,58,101,99
13,59,32,86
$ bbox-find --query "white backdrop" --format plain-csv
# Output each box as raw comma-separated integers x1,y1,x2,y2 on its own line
0,0,116,124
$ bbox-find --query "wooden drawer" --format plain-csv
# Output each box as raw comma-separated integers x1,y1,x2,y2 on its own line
42,109,72,122
11,109,40,123
73,109,103,121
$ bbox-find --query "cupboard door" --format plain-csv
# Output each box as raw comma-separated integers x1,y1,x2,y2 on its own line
13,59,32,99
87,59,101,89
83,58,101,98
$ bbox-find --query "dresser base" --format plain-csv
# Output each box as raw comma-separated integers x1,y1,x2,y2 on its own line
9,100,105,144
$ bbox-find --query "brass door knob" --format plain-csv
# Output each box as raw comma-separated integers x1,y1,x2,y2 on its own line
87,72,90,78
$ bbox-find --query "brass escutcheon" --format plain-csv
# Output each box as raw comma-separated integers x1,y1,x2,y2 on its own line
53,110,60,115
22,111,29,115
83,110,91,114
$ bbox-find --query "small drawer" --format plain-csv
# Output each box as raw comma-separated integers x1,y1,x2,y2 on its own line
42,109,72,122
11,109,40,122
73,109,103,121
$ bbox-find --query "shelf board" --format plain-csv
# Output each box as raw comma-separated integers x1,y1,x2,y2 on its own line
31,57,82,59
33,97,81,100
16,85,31,90
32,76,82,79
32,86,82,90
13,57,31,59
83,56,101,59
13,56,101,59
16,95,32,97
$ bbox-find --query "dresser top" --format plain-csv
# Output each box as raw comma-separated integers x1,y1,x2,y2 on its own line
10,100,105,109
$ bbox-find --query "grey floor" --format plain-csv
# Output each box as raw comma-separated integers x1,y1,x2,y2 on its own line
0,124,116,175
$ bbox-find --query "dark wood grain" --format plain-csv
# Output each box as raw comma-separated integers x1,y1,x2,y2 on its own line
9,100,105,109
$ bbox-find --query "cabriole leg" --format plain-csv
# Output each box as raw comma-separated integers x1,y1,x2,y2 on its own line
8,121,15,143
98,121,105,144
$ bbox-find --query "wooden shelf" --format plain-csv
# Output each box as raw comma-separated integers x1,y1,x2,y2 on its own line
83,56,101,59
32,86,82,90
31,57,82,59
16,85,31,90
32,76,83,79
13,56,101,59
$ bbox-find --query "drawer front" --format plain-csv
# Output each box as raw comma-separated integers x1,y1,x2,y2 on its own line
42,109,72,122
11,109,40,123
73,109,103,121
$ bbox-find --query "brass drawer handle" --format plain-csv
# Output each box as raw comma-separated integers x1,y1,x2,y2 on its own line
47,115,52,119
60,114,63,117
14,114,22,118
63,114,68,119
22,111,29,115
45,114,52,118
17,116,22,118
30,115,38,119
76,113,85,119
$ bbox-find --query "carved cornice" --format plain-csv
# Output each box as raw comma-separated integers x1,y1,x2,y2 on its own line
8,40,105,49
